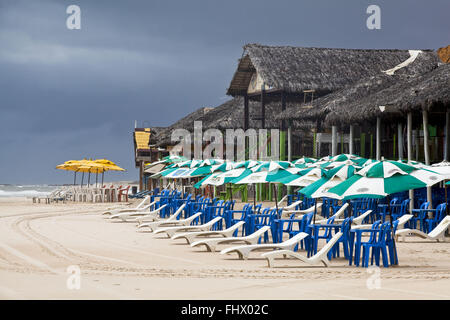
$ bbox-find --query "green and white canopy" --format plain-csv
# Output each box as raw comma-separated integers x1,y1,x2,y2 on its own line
250,160,292,173
299,164,359,198
280,167,324,187
232,167,302,185
327,160,444,200
194,168,253,188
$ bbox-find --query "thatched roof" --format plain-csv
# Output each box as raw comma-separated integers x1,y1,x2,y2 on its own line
276,49,441,122
438,45,450,63
153,97,314,147
227,44,438,96
324,63,450,126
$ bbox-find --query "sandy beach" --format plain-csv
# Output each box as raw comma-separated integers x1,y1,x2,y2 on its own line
0,197,449,300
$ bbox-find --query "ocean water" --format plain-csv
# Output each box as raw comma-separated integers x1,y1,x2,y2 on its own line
0,185,58,197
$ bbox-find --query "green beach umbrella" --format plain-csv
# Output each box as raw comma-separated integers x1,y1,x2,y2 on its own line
330,154,362,162
293,157,317,165
281,167,324,187
327,160,444,200
299,164,359,199
250,160,292,173
194,168,253,188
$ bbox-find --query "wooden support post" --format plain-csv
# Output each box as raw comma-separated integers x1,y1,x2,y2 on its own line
287,119,292,195
331,126,337,156
376,117,381,160
261,85,265,129
407,112,414,211
360,133,366,158
244,94,249,131
349,125,354,155
139,161,144,192
398,123,403,160
423,110,432,207
445,110,450,161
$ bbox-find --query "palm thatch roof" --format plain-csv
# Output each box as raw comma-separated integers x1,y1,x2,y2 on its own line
227,44,438,96
324,63,450,126
153,97,314,147
276,50,441,122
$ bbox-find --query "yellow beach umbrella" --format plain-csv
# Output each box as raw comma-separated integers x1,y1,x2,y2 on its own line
92,159,125,186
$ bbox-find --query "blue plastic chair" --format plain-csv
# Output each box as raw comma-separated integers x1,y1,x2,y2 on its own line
411,201,430,231
424,203,446,234
391,198,410,221
330,217,353,260
362,222,391,268
352,220,381,266
225,204,252,235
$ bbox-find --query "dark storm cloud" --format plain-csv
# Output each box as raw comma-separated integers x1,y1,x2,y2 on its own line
0,0,449,184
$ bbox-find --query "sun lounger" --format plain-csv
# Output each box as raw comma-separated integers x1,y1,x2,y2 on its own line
395,216,450,242
315,203,349,224
153,216,223,238
220,232,309,260
138,211,202,232
190,226,271,252
262,232,343,267
102,196,152,215
171,221,246,244
274,199,303,211
352,213,413,230
108,204,167,221
282,203,322,218
135,203,186,224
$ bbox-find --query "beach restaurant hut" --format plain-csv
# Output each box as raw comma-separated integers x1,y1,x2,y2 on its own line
227,44,441,161
276,48,442,160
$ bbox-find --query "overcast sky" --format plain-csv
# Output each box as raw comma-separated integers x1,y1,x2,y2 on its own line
1,0,449,184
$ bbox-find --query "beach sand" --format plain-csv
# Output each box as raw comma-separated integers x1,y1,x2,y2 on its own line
0,197,449,300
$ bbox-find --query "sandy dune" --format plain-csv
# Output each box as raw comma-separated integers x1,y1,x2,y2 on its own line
0,197,449,300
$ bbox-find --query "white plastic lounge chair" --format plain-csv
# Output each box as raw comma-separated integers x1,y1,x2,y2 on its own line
220,232,309,260
274,199,303,211
352,213,411,230
315,203,349,224
395,216,450,242
171,221,245,244
282,203,322,217
138,211,202,232
190,226,271,252
102,195,151,215
262,232,343,267
135,203,186,224
153,216,223,238
108,204,167,221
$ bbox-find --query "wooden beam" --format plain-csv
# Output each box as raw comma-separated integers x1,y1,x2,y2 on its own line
244,94,249,131
376,117,381,160
349,125,354,155
445,110,450,161
423,110,432,207
407,112,414,212
398,122,403,160
331,126,337,156
261,85,266,129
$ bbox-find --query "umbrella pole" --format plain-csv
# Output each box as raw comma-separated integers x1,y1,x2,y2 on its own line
446,181,448,216
73,171,77,186
96,170,98,188
253,184,256,208
102,172,104,187
387,194,398,265
81,172,84,188
273,184,279,215
88,172,91,188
